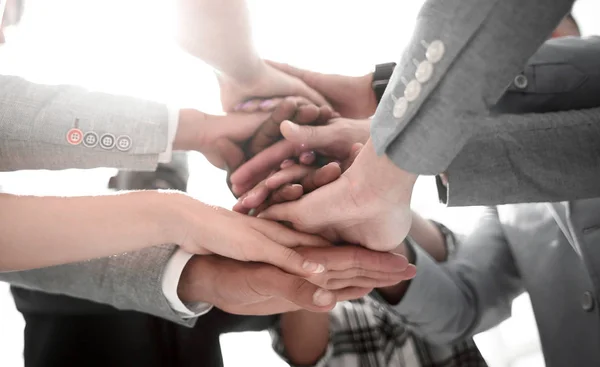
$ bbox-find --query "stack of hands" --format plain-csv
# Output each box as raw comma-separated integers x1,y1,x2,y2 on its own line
171,60,418,315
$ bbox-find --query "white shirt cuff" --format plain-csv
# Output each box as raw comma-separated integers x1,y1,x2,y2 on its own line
161,248,214,318
158,106,180,163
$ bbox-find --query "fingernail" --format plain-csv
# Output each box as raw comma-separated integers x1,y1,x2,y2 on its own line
285,120,299,132
303,260,325,274
241,101,254,110
300,151,315,160
280,159,294,169
312,289,335,307
241,191,256,205
260,99,274,109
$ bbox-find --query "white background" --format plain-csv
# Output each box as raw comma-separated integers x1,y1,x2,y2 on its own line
0,0,599,366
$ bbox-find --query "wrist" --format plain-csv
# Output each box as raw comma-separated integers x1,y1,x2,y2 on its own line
173,109,206,152
177,255,215,304
136,191,186,246
346,140,417,206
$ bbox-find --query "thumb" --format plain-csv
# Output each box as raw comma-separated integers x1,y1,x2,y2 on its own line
205,139,245,171
257,200,301,224
280,120,333,151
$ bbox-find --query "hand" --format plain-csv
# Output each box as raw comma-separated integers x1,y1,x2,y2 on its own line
267,60,378,118
177,245,415,315
232,161,342,215
230,118,370,195
166,192,330,278
233,143,363,214
218,61,329,112
173,98,332,172
259,140,417,252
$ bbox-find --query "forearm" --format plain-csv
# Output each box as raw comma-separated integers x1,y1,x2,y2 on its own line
0,191,181,271
378,214,447,303
1,245,197,326
175,0,263,85
279,310,330,366
0,74,170,171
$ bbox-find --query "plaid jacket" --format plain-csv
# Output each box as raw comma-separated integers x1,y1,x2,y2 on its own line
270,296,487,367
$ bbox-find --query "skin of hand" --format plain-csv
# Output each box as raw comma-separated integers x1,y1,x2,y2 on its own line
233,142,364,215
258,139,417,252
173,98,333,173
266,60,378,119
230,118,370,196
218,61,330,112
165,191,333,278
178,245,415,315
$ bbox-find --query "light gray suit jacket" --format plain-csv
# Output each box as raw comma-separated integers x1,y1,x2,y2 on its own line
0,75,170,171
370,0,599,205
373,37,600,367
387,203,600,367
0,153,195,327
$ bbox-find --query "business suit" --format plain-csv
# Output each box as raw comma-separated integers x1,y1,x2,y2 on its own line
370,0,600,205
0,74,170,171
441,36,600,206
374,38,600,367
2,154,274,367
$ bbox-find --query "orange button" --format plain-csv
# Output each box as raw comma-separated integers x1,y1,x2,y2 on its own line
66,128,83,145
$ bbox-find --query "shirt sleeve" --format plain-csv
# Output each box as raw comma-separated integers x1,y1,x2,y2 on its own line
158,106,180,163
161,248,213,317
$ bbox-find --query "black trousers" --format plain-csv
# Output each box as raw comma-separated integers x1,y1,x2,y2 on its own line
14,288,276,367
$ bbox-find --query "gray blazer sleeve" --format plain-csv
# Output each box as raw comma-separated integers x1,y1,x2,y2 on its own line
0,74,169,171
0,245,196,327
444,37,600,206
390,207,523,344
370,0,573,175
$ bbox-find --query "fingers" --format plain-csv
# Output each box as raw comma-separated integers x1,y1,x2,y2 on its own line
326,276,402,290
265,164,313,189
258,98,283,112
295,245,410,273
265,60,311,84
234,99,263,113
298,151,316,165
246,97,323,157
232,179,271,214
342,143,364,171
269,184,303,204
257,198,306,227
299,162,341,193
203,139,246,171
246,98,298,157
323,267,416,290
255,218,330,248
333,287,372,302
230,140,296,195
248,234,327,278
280,120,335,152
251,266,336,311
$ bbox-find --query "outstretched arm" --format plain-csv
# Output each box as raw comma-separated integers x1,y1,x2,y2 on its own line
174,0,328,110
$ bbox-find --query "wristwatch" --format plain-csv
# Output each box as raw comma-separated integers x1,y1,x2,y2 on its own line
430,221,458,260
371,62,397,104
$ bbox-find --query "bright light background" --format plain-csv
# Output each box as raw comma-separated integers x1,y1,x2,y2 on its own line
0,0,598,366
